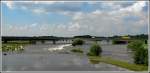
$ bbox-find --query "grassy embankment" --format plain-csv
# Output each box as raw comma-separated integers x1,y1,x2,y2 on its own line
88,56,148,71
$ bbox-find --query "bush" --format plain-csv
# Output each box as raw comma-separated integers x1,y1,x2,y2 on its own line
127,40,144,51
134,48,148,65
127,40,148,66
87,43,102,56
71,48,83,53
72,38,84,46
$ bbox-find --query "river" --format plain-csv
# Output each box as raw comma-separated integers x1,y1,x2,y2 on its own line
2,42,132,71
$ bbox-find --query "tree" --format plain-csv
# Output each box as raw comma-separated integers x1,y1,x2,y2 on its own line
127,40,148,66
72,38,84,46
134,48,148,65
127,40,144,51
87,43,102,56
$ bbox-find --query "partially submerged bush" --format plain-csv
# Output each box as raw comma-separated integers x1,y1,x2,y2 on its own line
87,43,102,56
127,40,144,51
71,48,83,53
72,38,84,46
127,40,148,66
134,48,148,65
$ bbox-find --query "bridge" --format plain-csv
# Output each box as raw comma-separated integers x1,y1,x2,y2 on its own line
2,36,111,44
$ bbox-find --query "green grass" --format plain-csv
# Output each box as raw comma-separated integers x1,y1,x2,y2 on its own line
2,42,27,52
88,56,148,71
2,43,26,52
2,41,31,52
71,48,83,53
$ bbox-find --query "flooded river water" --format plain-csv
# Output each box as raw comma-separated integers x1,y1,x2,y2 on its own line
2,41,133,71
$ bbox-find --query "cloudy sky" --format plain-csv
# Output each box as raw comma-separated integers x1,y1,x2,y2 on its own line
1,1,149,37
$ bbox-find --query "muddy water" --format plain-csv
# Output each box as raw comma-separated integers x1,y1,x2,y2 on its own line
2,42,131,71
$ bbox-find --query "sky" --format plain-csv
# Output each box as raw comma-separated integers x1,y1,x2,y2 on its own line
1,1,149,37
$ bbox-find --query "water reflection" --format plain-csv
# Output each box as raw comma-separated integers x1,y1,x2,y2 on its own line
2,42,132,71
89,59,100,64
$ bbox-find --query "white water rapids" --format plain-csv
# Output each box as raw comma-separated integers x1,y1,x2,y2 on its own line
48,44,71,52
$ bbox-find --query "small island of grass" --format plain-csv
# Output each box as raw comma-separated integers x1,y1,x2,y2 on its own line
71,48,83,53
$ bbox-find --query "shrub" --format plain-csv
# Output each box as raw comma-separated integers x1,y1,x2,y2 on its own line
134,48,148,65
127,40,144,51
127,40,148,66
87,43,102,56
71,48,83,53
72,38,84,46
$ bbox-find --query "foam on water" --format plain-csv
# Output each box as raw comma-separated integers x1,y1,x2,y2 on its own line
48,44,71,52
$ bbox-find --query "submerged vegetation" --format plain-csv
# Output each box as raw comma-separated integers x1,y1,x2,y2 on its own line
87,43,102,56
87,39,148,71
2,44,24,52
127,40,144,51
72,38,84,46
127,40,148,66
2,41,29,52
71,48,83,53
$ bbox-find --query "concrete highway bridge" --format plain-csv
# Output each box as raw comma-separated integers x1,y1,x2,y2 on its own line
2,36,111,44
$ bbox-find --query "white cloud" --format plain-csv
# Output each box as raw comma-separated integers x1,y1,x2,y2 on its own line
30,23,38,27
32,8,48,14
33,1,57,4
2,1,148,36
66,2,148,36
92,10,102,15
68,22,80,32
72,12,84,20
2,1,14,9
119,1,146,13
101,2,122,10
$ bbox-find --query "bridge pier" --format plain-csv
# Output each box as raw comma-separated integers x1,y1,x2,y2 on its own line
3,40,8,43
41,40,45,44
52,40,56,44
